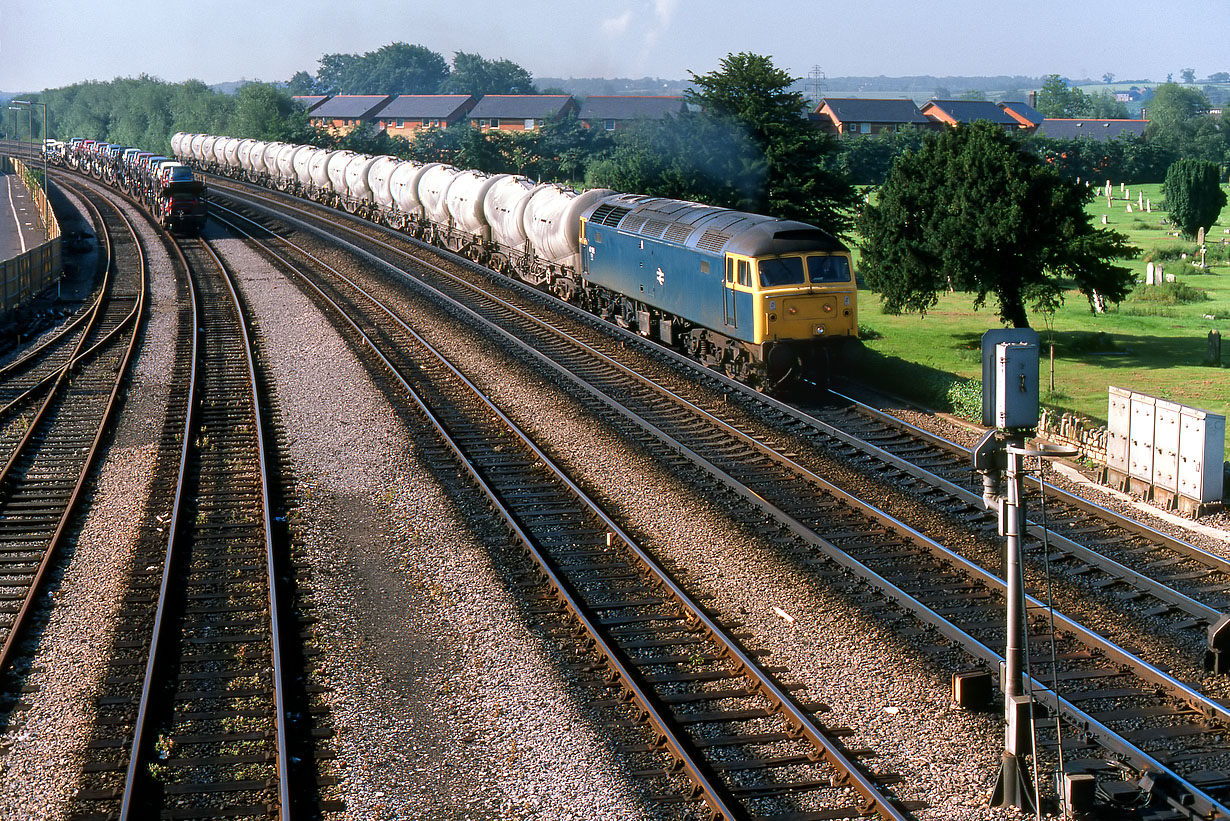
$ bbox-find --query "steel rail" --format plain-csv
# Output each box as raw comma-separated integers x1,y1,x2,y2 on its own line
119,234,290,820
217,188,1230,818
117,231,198,821
213,208,911,821
828,388,1230,571
0,181,146,675
212,184,1230,643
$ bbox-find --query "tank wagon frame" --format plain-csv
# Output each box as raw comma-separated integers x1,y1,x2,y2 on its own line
174,131,857,389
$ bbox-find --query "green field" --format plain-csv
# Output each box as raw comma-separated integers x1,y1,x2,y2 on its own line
851,182,1230,461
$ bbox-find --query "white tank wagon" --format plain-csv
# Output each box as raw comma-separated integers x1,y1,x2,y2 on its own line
234,139,256,176
171,132,192,162
211,137,230,169
260,142,287,184
324,150,358,208
293,146,323,192
275,144,310,191
443,170,506,254
199,136,221,171
220,137,243,171
308,149,342,201
483,176,541,260
388,161,437,228
189,134,210,165
417,164,460,232
523,185,615,273
244,141,269,178
366,156,402,221
343,154,390,215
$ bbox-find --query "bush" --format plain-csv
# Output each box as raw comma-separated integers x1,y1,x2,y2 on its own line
1143,242,1199,262
945,379,983,420
1128,280,1210,305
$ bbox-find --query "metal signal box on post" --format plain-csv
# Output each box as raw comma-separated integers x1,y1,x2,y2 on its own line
994,342,1039,430
981,329,1040,429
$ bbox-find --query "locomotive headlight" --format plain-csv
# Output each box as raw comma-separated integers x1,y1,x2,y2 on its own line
823,304,833,313
788,306,797,315
814,325,825,335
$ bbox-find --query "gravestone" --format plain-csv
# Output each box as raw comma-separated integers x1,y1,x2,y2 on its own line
1211,330,1222,367
1147,262,1156,284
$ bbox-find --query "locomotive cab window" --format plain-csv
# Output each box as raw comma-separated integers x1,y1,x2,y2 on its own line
807,255,853,283
737,259,751,287
758,256,806,287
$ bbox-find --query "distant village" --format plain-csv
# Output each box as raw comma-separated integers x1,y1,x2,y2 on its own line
294,92,1150,143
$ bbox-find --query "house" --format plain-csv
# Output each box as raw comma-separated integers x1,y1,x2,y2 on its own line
811,98,933,136
920,100,1020,129
467,95,579,131
1034,119,1149,141
998,100,1044,132
292,95,330,114
577,96,686,131
374,95,477,136
308,95,393,135
1114,88,1144,103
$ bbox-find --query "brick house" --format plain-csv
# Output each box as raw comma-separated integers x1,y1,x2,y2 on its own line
811,98,933,136
577,96,687,131
292,95,330,114
308,95,393,135
374,95,477,137
998,100,1044,132
467,95,579,131
1034,119,1149,141
920,100,1020,129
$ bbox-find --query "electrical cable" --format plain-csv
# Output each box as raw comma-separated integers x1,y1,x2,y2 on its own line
1036,454,1068,815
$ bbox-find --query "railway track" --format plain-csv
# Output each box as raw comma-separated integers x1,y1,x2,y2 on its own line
66,215,324,818
0,177,144,692
210,179,1230,817
209,204,916,820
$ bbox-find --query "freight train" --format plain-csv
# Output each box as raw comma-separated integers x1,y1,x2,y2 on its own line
44,138,207,233
172,131,857,389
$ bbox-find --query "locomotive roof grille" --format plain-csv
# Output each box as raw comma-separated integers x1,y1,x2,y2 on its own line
621,214,649,233
696,230,732,252
664,223,693,243
640,218,671,239
590,203,632,226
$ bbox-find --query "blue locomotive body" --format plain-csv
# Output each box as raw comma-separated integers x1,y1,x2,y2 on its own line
579,194,856,386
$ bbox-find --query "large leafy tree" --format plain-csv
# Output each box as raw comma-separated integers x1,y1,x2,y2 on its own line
230,83,309,142
1162,158,1227,239
858,121,1137,328
1035,74,1128,118
686,52,856,234
316,43,448,95
441,52,536,96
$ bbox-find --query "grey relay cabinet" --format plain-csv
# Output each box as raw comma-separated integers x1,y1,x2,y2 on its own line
1104,386,1225,515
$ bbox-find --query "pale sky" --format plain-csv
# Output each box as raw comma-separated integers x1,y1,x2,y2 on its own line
2,0,1225,93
